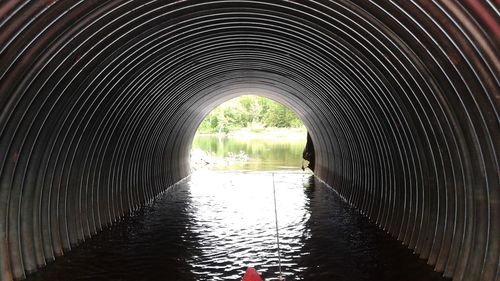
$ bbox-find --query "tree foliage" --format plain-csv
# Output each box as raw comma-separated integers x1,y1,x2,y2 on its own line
197,95,304,134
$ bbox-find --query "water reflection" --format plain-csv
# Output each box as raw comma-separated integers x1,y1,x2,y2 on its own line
26,172,448,281
26,181,201,281
26,136,448,281
298,177,448,281
187,171,315,280
191,135,306,171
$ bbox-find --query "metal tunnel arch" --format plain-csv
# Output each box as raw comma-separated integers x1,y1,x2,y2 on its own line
178,82,330,172
0,1,498,281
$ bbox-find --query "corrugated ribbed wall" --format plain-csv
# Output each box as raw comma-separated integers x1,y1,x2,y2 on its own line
0,1,498,281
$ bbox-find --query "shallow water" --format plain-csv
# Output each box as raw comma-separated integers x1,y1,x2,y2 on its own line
191,134,307,171
26,170,448,281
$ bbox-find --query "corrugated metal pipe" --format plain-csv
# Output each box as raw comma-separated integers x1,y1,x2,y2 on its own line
0,1,498,280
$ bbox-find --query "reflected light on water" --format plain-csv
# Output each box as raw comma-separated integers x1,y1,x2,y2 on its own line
191,134,307,172
187,171,311,280
25,170,449,281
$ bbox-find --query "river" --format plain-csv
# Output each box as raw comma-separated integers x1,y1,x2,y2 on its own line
26,135,448,281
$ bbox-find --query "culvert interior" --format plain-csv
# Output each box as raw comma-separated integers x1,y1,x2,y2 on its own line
0,1,498,281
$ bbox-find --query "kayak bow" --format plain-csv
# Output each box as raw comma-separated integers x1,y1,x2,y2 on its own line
242,267,263,281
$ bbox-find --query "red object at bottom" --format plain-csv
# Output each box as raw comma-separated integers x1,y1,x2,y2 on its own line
242,267,263,281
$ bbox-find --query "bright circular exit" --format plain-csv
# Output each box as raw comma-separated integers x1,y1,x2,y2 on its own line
190,95,313,172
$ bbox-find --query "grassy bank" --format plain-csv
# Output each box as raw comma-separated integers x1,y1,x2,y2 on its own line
196,127,307,141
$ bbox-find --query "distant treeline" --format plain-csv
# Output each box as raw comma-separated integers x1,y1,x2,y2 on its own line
198,95,304,134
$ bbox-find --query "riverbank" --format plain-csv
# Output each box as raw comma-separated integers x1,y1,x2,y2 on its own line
196,127,307,141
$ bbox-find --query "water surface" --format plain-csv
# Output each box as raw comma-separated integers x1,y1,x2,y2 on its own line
26,135,448,281
27,171,447,281
191,134,306,171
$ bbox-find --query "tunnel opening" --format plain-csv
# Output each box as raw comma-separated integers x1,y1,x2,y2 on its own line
190,94,311,172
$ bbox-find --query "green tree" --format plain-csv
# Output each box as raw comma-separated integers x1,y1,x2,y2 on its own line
197,95,304,134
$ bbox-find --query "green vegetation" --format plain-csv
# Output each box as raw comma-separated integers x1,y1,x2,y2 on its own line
197,95,304,134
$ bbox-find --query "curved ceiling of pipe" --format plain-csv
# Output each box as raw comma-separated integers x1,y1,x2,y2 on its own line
0,1,498,281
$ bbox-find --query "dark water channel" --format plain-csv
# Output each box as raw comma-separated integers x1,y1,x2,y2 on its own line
26,171,448,281
26,135,448,281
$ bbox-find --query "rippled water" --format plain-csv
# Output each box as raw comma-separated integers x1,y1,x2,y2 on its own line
27,170,448,281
